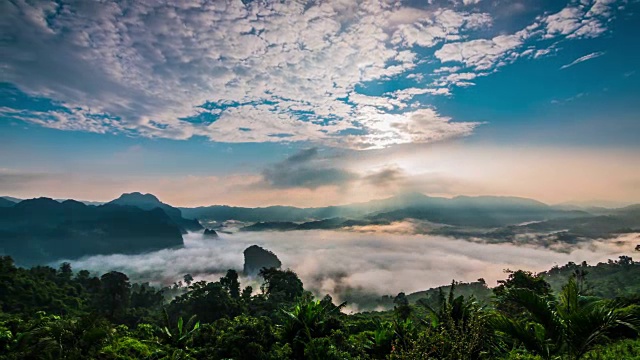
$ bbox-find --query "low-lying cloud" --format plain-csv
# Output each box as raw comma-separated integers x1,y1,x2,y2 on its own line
65,230,639,310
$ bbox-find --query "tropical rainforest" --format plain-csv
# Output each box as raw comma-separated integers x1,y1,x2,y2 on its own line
1,254,639,360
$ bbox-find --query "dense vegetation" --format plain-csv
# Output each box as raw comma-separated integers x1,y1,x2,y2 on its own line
1,255,639,359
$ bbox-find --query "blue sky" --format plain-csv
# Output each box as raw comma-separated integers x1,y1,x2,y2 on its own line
1,0,639,206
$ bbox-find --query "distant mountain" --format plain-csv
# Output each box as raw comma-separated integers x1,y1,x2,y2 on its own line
0,197,16,207
181,205,317,223
109,192,202,233
554,200,635,210
186,193,590,229
240,218,388,232
2,196,104,206
521,204,640,238
56,199,105,206
370,195,588,228
430,204,640,245
0,198,184,266
241,221,300,232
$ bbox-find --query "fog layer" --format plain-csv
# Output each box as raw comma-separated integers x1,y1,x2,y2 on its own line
66,230,638,307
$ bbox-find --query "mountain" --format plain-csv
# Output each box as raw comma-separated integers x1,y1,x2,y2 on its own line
370,195,587,228
109,192,202,233
1,196,23,203
0,197,16,207
1,196,105,206
243,245,282,276
520,204,640,238
184,193,589,229
0,198,184,266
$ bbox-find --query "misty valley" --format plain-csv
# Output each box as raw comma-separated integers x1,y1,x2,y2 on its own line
1,192,639,359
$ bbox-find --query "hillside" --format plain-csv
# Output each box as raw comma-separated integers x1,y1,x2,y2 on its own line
0,198,184,266
109,192,203,233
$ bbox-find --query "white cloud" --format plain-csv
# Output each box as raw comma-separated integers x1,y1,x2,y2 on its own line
543,0,620,40
0,0,625,149
435,32,527,70
347,107,481,149
2,0,492,149
560,51,606,69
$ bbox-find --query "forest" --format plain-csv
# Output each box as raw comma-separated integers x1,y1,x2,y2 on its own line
1,255,639,360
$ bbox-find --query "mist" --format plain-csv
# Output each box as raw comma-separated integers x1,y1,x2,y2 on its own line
65,229,639,309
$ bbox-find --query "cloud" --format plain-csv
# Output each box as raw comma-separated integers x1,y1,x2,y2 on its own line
363,166,407,188
349,108,482,149
542,0,620,40
0,0,626,149
261,148,358,189
434,31,529,70
560,51,606,70
0,0,486,149
65,230,640,311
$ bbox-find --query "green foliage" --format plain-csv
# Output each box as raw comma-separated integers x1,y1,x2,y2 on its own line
393,284,493,360
582,338,640,359
493,276,640,359
159,308,200,349
259,268,304,303
281,298,346,358
99,336,156,360
0,255,638,360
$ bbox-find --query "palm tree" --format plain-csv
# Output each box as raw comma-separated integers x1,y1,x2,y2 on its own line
281,298,345,357
493,277,640,359
419,281,483,328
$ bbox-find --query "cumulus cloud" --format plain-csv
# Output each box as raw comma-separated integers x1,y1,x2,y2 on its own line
0,0,626,149
543,0,620,40
560,51,606,70
0,0,485,149
65,230,640,310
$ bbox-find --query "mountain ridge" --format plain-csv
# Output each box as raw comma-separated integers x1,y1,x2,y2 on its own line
108,192,203,233
0,198,184,266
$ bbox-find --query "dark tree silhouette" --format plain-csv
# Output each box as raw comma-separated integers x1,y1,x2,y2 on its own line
221,269,241,299
98,271,131,320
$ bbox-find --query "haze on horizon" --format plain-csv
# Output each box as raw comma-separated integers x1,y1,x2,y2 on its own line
1,0,639,207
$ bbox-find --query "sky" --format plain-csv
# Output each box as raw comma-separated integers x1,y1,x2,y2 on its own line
1,0,639,207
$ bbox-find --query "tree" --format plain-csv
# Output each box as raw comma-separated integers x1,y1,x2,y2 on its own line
98,271,131,320
58,262,73,281
169,281,241,323
183,274,194,287
494,270,552,318
220,269,241,299
259,268,304,303
393,292,412,321
242,286,253,301
281,298,346,358
492,276,640,359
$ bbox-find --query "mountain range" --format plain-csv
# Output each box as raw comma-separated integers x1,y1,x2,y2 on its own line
0,192,201,265
0,198,184,266
182,192,591,228
1,192,638,266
